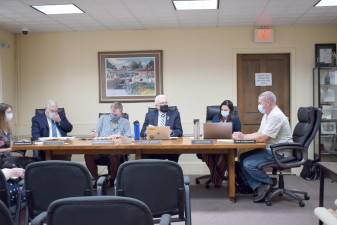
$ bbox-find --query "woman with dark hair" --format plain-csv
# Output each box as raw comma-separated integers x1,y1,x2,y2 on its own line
0,103,13,151
202,100,241,187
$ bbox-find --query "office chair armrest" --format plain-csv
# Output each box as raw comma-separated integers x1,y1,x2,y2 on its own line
31,212,47,225
270,143,307,169
160,214,171,225
96,176,109,196
184,176,190,185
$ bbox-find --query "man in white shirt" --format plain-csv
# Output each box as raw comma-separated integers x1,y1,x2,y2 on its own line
233,91,292,202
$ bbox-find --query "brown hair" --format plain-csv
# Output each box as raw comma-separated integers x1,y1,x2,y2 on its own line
219,100,234,122
0,103,12,133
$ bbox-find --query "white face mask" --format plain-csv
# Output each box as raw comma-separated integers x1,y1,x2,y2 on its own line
5,112,13,121
258,104,266,114
221,111,229,118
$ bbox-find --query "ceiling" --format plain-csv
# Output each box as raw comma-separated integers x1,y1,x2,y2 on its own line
0,0,336,33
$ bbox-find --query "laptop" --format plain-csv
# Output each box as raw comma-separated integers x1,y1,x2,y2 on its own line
203,122,233,139
146,126,171,140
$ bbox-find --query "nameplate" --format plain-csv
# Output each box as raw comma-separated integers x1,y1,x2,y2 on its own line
136,140,162,145
43,141,65,145
191,140,215,145
14,141,32,145
234,139,256,144
91,140,114,145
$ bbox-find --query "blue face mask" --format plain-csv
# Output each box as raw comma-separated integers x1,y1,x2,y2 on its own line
111,114,120,122
221,111,229,118
258,104,265,114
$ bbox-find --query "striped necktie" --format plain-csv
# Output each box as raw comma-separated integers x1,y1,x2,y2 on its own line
51,121,58,137
159,113,166,127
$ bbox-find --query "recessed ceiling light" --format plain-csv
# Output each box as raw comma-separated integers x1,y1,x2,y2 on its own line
315,0,337,7
173,0,218,10
32,4,84,15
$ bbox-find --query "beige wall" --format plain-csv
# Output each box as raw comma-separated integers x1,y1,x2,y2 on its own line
14,25,337,174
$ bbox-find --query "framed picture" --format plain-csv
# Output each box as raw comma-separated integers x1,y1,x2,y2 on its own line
98,50,163,102
321,122,336,134
315,43,336,67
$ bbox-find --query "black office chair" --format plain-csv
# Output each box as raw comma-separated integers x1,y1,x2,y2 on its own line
35,108,65,116
0,200,15,225
24,161,95,220
0,170,24,225
148,106,178,112
31,196,171,225
93,112,130,186
263,107,322,207
195,105,238,188
115,159,191,225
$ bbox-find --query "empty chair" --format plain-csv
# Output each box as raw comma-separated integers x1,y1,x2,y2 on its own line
115,159,191,225
31,196,171,225
264,107,322,206
25,161,94,220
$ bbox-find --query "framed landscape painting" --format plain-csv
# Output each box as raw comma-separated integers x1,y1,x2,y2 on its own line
98,50,163,102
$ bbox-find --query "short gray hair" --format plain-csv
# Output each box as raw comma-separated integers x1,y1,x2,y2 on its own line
46,100,58,109
259,91,276,105
111,102,123,112
155,95,168,104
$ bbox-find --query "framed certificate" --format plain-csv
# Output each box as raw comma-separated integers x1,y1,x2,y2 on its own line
315,43,336,67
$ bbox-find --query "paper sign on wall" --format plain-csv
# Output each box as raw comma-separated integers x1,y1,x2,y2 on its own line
255,73,272,86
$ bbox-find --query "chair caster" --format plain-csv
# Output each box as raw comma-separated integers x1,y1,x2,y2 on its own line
304,194,310,200
265,201,272,206
299,201,305,207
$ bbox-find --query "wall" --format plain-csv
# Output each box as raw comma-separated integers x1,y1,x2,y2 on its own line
15,25,337,174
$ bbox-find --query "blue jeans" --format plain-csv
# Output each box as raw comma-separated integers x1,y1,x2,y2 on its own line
240,148,279,191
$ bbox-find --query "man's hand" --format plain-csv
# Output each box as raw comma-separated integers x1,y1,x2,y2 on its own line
111,134,121,139
232,132,244,140
53,113,61,123
90,130,97,138
2,168,25,180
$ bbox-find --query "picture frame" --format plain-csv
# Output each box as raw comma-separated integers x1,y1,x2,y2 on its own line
321,122,336,134
315,43,336,67
98,50,163,103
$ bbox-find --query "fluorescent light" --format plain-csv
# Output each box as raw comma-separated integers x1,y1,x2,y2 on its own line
315,0,337,7
173,0,218,10
32,4,84,15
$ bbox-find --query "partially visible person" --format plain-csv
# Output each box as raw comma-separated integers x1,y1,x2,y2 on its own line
31,100,73,160
232,91,292,203
141,95,183,162
200,100,241,187
84,102,131,185
1,167,25,206
0,103,13,153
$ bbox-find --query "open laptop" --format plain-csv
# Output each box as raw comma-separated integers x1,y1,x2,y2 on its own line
146,126,171,140
203,122,233,139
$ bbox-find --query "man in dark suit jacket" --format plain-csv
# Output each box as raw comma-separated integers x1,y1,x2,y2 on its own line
141,95,183,162
31,100,73,160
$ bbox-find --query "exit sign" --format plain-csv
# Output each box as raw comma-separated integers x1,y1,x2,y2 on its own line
254,28,274,43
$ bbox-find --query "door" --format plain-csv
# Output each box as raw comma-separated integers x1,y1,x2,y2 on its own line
237,54,290,133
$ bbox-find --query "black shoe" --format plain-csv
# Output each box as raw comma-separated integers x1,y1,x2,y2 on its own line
253,184,271,203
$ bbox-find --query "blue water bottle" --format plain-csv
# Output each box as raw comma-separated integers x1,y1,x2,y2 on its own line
133,120,140,140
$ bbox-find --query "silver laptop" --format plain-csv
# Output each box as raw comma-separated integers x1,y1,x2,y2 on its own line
146,126,171,140
203,122,233,139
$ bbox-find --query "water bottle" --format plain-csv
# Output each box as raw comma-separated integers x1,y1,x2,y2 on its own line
133,120,140,140
193,119,200,140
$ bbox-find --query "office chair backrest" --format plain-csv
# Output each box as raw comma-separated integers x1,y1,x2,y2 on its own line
0,171,10,207
98,112,129,120
116,159,185,218
206,105,238,122
148,106,178,112
25,161,92,218
47,196,153,225
35,108,65,116
0,200,13,225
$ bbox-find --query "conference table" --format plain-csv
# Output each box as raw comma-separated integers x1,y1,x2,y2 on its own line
11,137,266,202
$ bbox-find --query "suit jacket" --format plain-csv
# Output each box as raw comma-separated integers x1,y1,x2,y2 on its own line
141,109,183,137
212,114,241,132
31,112,73,141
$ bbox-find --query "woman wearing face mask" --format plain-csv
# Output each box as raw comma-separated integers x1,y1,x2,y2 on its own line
0,103,14,151
201,100,241,188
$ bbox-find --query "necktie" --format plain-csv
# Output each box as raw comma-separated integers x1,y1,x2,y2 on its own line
159,113,166,127
51,121,58,137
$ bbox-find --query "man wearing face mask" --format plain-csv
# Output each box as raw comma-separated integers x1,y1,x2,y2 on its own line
232,91,292,203
31,100,73,160
84,102,131,185
140,94,183,162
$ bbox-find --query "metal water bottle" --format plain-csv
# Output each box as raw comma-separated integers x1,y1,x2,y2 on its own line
193,119,200,140
133,120,140,140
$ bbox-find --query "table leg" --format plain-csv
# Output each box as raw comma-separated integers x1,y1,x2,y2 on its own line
45,151,52,160
319,168,325,225
135,151,142,160
227,150,236,202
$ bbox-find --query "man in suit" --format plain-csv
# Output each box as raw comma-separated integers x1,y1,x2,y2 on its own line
141,94,183,162
31,100,73,160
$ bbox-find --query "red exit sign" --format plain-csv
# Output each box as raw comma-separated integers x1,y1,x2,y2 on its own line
254,28,274,43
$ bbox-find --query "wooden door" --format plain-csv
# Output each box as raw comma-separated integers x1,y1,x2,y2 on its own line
237,54,290,133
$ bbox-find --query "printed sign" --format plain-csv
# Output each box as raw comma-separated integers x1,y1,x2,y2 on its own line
255,73,272,86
